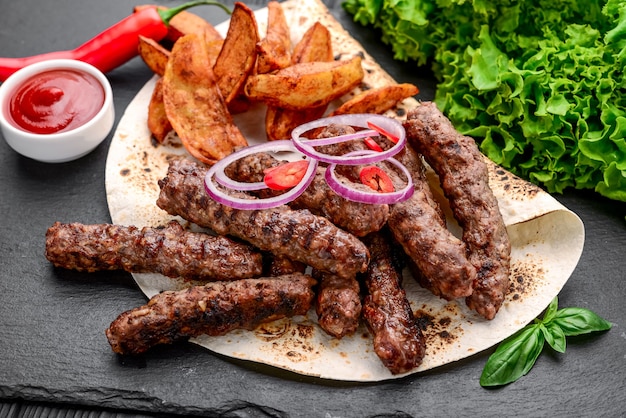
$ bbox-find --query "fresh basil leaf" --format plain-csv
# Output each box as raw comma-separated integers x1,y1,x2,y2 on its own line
480,324,545,387
480,299,611,387
541,321,566,353
542,296,559,323
551,307,613,336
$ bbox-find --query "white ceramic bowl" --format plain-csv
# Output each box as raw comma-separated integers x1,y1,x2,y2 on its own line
0,59,114,163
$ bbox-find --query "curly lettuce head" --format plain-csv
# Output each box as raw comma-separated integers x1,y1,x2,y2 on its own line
343,0,626,201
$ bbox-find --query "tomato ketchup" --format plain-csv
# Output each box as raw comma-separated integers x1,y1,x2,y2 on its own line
8,69,104,134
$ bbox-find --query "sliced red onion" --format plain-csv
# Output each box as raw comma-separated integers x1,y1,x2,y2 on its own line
204,141,318,210
210,140,300,191
291,114,406,165
324,152,415,205
296,129,377,146
204,115,411,209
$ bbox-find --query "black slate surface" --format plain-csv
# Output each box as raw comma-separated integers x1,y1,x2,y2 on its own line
1,1,625,417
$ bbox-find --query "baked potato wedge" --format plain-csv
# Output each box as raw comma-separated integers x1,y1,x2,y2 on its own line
147,77,173,143
265,106,327,141
213,2,259,114
291,22,333,64
162,34,248,165
330,83,419,116
166,7,223,43
138,35,170,76
245,56,364,110
256,1,292,74
265,21,334,141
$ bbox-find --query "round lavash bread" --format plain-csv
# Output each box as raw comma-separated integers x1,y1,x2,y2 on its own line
105,0,584,381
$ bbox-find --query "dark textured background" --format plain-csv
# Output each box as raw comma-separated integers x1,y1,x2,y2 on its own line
1,1,625,417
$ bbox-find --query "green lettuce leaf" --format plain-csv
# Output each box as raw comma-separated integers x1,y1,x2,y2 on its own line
342,0,626,201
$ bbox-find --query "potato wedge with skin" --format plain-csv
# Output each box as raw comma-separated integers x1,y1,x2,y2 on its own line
140,36,222,77
162,34,247,165
256,1,292,74
291,22,333,64
245,56,364,110
213,2,259,113
265,22,333,141
265,105,327,141
147,77,172,143
330,83,420,116
138,35,170,76
206,39,224,69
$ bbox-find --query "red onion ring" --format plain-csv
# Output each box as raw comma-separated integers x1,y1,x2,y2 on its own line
204,115,412,209
325,151,415,205
204,140,318,210
291,114,406,165
296,129,377,147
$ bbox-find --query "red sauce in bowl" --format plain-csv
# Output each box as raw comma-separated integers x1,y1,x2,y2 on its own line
9,69,105,134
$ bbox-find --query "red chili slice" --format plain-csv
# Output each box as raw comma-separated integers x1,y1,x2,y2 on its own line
359,166,395,193
364,136,383,152
264,160,310,191
367,121,399,144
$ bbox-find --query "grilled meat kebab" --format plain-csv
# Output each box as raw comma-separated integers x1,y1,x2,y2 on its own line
387,144,477,300
361,230,425,374
156,158,370,279
223,144,390,238
106,273,316,355
404,102,511,320
313,269,362,339
45,220,264,281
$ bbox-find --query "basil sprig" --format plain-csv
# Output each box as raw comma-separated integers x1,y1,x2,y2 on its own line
480,297,612,387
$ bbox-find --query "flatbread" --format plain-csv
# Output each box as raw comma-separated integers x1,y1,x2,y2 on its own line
104,0,584,382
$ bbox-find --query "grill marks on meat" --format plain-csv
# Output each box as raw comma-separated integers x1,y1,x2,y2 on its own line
264,253,306,276
105,273,316,355
361,230,425,374
224,151,281,184
293,166,389,237
404,102,511,320
313,269,362,339
225,151,389,237
156,158,369,279
45,221,263,281
92,107,510,365
387,144,476,300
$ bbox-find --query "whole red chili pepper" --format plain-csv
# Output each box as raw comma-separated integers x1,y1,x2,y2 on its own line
0,1,231,82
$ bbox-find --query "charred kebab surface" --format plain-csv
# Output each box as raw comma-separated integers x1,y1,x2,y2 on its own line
387,143,477,301
45,220,264,281
223,136,390,238
361,230,426,374
404,102,511,320
156,157,370,279
106,273,317,355
313,269,362,339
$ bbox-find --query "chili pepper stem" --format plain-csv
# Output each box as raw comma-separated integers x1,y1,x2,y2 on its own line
158,1,232,25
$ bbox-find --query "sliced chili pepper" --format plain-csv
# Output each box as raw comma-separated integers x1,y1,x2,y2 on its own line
359,166,395,193
264,160,310,191
363,136,383,152
367,120,400,144
0,1,231,82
